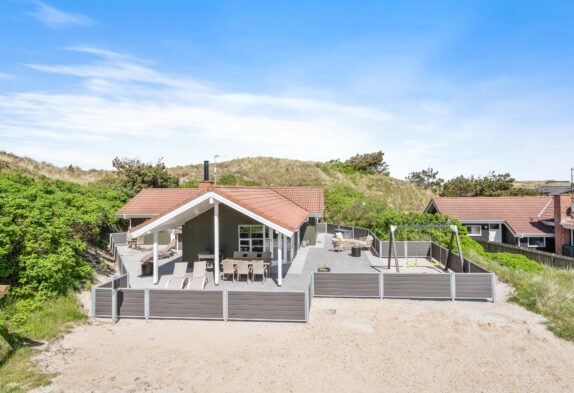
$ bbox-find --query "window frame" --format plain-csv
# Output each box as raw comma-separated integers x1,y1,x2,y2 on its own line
465,224,482,237
527,237,546,248
238,224,265,252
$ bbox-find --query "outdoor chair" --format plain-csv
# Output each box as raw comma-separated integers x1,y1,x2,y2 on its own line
165,262,189,289
251,260,266,283
236,260,251,283
187,261,208,290
140,239,177,263
221,259,236,282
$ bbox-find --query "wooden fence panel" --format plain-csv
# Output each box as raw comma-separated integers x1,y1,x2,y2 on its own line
148,290,224,320
94,288,113,317
116,289,145,318
455,273,493,300
227,291,306,322
383,274,451,299
313,273,380,298
380,241,431,258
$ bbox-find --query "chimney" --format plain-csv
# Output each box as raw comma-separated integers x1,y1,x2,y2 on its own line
554,195,565,254
199,160,213,191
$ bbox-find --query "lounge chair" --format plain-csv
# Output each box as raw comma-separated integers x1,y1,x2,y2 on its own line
187,261,208,290
140,239,177,263
251,260,266,283
165,262,189,289
221,259,236,282
236,260,250,283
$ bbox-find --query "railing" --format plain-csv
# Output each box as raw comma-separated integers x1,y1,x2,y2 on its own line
313,271,495,301
477,240,574,270
109,232,129,277
93,278,312,324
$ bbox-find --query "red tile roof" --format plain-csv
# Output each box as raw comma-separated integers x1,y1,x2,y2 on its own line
271,187,324,214
215,187,310,231
429,196,555,235
121,186,323,233
117,188,204,217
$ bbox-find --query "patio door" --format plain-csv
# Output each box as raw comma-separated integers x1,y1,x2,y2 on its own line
239,225,264,252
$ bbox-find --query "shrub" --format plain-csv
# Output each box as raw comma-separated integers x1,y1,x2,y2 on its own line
489,253,544,272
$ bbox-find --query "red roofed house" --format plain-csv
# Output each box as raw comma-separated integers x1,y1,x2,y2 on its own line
116,161,324,286
425,195,574,256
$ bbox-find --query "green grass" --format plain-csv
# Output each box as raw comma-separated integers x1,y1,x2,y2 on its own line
467,249,574,341
0,347,54,393
0,294,87,392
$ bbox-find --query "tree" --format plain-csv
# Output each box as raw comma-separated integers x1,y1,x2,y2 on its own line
112,157,179,196
405,167,444,192
440,171,541,197
346,151,390,175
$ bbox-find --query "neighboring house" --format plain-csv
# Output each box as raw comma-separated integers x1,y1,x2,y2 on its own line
536,185,572,195
116,161,324,285
424,196,574,256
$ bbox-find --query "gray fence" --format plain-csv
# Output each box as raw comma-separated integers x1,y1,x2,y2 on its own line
312,271,495,301
477,240,574,270
93,277,312,323
381,241,431,258
314,273,380,298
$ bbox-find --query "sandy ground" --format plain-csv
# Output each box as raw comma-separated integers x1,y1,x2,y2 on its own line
32,282,574,393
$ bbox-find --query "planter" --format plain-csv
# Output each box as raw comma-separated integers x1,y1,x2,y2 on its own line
317,266,331,272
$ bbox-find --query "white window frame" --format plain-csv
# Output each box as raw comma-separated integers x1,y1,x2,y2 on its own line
465,224,482,237
571,229,574,247
527,237,546,248
238,224,265,252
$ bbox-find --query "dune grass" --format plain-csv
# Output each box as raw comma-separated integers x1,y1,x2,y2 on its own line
467,249,574,341
0,294,87,392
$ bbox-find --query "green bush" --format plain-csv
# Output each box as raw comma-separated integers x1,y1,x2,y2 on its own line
489,253,544,272
0,172,127,325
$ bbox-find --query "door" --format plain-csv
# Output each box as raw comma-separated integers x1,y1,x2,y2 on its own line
489,224,502,242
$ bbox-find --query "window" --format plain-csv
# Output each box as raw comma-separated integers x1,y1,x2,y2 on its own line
239,225,264,252
489,224,500,230
465,225,482,236
527,237,546,248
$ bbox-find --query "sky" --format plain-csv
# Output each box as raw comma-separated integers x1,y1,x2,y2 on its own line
0,1,573,180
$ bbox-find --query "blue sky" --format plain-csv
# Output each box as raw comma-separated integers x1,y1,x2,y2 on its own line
0,1,572,179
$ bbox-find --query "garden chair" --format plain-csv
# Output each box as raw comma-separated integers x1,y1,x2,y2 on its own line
165,262,189,289
187,261,208,290
221,259,236,282
251,260,266,283
236,260,250,283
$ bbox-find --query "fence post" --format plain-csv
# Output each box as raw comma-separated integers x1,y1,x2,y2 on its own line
311,273,315,297
223,289,228,322
450,272,455,301
379,239,383,259
90,288,96,318
144,288,149,320
379,272,384,299
111,276,118,325
491,273,496,303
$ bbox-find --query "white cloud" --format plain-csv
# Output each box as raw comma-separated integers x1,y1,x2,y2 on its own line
1,47,572,180
28,1,93,29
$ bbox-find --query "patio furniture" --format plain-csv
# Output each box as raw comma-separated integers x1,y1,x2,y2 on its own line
165,262,189,289
351,247,361,257
187,261,208,290
251,260,267,283
140,239,177,263
221,259,236,282
236,260,251,283
197,251,224,271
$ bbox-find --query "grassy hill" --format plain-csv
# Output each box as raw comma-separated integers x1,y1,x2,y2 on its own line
1,152,433,212
0,151,107,185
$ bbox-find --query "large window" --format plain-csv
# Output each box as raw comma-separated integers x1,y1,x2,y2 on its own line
239,225,264,252
527,237,546,248
465,225,482,237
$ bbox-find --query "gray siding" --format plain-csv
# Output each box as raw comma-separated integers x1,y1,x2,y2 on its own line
313,273,380,297
94,288,112,317
149,290,224,319
117,289,145,317
182,205,260,263
383,274,451,299
227,291,306,321
454,274,493,299
301,217,317,246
